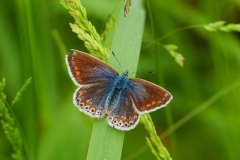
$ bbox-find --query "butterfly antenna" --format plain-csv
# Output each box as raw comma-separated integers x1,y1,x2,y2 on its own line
112,51,124,70
129,71,154,74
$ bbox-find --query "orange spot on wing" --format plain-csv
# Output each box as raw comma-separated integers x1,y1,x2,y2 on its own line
91,106,96,112
113,117,118,122
152,101,156,105
76,71,80,76
74,66,79,70
146,103,151,108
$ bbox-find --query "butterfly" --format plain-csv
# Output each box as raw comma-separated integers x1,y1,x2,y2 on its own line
66,50,172,131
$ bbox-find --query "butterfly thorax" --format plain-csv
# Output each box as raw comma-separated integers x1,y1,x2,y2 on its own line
114,75,129,90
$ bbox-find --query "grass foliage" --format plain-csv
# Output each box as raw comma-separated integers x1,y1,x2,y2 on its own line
1,0,240,160
0,78,32,160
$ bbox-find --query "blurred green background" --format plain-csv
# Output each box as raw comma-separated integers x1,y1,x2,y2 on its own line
1,0,240,160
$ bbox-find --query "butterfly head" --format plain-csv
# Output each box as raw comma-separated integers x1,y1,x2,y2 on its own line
123,70,129,77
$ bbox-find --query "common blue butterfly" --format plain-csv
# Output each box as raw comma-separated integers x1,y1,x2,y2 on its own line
66,50,172,131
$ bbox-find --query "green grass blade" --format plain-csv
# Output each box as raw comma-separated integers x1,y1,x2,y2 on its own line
11,77,32,107
160,78,240,139
86,0,145,159
87,120,125,160
0,78,31,160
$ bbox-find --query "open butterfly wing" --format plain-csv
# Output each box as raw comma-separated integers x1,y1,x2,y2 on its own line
108,89,139,131
74,83,111,118
66,50,118,86
129,78,172,114
66,50,118,118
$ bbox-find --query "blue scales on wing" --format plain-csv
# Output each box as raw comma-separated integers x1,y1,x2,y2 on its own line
66,50,140,129
66,50,119,118
105,75,140,130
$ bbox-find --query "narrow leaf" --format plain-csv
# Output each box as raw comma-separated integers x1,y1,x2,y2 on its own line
87,0,145,159
11,77,32,106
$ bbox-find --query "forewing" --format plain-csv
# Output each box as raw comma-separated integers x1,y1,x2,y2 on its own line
66,50,118,86
129,78,172,114
108,90,139,131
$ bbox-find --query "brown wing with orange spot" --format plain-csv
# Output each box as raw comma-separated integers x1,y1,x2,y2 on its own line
129,78,172,114
107,91,140,131
66,50,118,86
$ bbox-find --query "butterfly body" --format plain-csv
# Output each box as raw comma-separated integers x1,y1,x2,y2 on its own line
66,50,172,131
105,73,130,113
